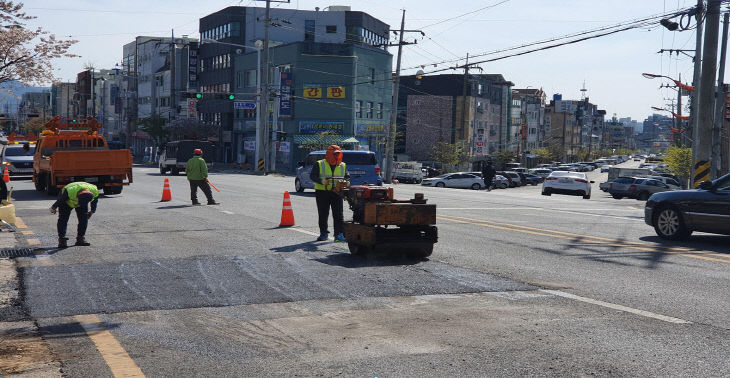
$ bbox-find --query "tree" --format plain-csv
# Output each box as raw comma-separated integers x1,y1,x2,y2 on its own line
20,115,50,134
664,146,692,185
533,148,554,164
494,150,515,170
137,114,168,146
0,2,78,85
430,141,467,172
168,118,219,141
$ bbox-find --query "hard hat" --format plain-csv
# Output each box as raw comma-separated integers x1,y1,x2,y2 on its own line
193,148,203,155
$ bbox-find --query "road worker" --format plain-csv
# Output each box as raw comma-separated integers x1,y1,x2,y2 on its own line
310,144,348,242
49,181,99,248
186,148,219,206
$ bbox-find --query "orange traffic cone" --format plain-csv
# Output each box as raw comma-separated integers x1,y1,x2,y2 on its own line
2,166,9,183
160,178,172,202
279,191,295,227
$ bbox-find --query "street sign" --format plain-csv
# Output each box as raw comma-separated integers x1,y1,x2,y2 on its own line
234,101,256,110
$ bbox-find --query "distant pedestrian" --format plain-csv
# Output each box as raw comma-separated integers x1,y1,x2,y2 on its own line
49,181,99,248
311,145,348,242
481,161,496,191
186,148,219,206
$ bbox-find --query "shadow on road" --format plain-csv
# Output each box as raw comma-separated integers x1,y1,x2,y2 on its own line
38,321,120,340
639,235,730,255
313,251,426,268
270,241,324,253
156,204,192,210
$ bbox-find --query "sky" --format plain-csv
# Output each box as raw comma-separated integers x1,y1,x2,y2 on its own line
21,0,726,121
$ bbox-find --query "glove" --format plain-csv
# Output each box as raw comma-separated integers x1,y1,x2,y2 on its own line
324,178,330,187
49,207,56,215
87,211,93,219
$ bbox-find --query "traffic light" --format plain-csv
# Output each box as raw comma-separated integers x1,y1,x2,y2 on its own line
183,92,203,99
228,94,235,100
276,131,287,141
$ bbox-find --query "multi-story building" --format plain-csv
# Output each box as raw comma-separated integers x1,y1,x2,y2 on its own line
545,95,605,161
199,5,389,162
232,41,392,171
17,90,51,125
398,74,512,163
511,88,546,152
121,35,199,152
50,82,76,118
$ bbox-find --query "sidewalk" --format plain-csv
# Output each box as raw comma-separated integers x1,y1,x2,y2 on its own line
0,228,62,376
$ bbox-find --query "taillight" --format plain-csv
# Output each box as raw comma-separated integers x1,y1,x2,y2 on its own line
545,177,557,180
575,179,588,183
375,167,381,175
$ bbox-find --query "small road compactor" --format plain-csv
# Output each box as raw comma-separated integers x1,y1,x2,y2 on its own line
339,185,438,258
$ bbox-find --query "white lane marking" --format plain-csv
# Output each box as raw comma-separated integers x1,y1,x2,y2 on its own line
440,207,640,212
541,289,691,324
220,210,234,214
547,209,640,221
287,227,333,241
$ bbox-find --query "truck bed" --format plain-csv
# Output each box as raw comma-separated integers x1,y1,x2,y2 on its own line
49,150,133,181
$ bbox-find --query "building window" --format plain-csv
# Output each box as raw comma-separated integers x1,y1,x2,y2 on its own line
326,25,337,33
236,72,242,88
376,103,383,119
366,102,373,119
244,70,257,87
355,101,362,118
305,20,315,42
414,100,421,105
369,68,375,84
230,22,240,37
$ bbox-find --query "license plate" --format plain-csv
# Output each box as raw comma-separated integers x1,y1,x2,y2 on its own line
559,178,569,183
85,177,99,183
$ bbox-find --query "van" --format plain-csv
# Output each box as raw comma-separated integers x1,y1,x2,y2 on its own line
295,150,382,192
159,140,216,175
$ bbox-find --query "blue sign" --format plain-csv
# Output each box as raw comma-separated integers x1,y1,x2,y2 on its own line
279,72,292,117
299,121,344,134
234,101,256,110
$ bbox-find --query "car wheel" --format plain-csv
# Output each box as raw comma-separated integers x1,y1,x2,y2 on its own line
471,183,481,190
435,182,445,188
500,183,508,189
654,206,691,240
542,188,551,196
611,194,623,199
582,192,591,199
295,178,305,193
638,192,650,201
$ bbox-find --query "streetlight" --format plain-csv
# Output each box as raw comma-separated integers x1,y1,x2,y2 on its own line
642,72,694,92
200,38,263,169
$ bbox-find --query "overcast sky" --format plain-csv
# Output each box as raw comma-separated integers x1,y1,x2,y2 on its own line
23,0,724,121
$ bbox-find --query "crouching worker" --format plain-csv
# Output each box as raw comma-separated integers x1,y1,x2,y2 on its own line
50,181,99,248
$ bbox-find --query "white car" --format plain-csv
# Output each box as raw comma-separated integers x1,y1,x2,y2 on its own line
600,164,612,173
541,171,593,199
421,173,485,190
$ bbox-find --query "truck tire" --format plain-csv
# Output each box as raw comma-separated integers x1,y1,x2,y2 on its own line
171,167,180,176
159,165,167,175
46,175,59,196
34,173,45,191
104,185,123,195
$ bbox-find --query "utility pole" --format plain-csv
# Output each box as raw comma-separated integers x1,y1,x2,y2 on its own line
384,9,406,184
690,0,704,188
256,0,272,174
170,29,176,123
711,11,728,179
677,73,683,147
460,53,470,146
696,0,721,186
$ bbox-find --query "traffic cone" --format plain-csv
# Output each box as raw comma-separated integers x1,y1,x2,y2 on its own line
2,166,9,183
279,191,295,227
160,178,172,202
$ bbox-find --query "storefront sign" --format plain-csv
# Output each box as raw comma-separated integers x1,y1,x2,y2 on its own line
244,141,256,151
299,121,344,134
327,86,345,99
354,122,387,137
303,85,322,98
280,73,292,117
278,141,290,153
188,44,198,89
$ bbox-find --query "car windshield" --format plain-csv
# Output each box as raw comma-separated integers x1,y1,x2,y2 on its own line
716,174,730,190
342,153,376,165
434,174,450,178
4,145,35,156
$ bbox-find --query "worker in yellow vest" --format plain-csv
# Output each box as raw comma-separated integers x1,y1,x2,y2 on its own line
310,145,348,241
49,181,99,248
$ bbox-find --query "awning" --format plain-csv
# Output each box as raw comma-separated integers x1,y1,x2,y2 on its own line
293,135,360,145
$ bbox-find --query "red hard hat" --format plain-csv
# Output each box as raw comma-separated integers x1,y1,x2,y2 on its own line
193,148,203,155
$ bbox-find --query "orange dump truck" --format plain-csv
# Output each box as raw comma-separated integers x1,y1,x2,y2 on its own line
32,117,133,195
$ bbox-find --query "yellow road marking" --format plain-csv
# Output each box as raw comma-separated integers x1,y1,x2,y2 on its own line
74,314,145,378
14,217,27,229
438,214,730,264
21,230,34,235
26,238,41,246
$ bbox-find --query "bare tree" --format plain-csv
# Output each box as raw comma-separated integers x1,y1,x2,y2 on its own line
167,119,219,141
0,1,78,85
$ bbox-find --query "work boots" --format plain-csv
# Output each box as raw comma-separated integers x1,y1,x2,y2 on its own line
75,237,91,246
58,237,68,249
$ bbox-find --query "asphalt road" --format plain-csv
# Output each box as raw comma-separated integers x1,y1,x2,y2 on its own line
8,161,730,377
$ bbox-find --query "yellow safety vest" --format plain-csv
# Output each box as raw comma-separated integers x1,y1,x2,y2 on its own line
63,182,99,208
313,160,346,191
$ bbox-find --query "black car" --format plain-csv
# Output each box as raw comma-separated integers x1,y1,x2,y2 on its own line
520,173,542,185
645,173,730,239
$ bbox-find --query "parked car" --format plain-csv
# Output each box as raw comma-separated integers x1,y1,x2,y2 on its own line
529,168,553,178
497,171,522,187
521,173,542,185
578,162,598,171
2,142,36,176
645,172,730,239
627,178,674,200
295,150,382,192
600,164,612,173
648,176,682,190
493,175,509,189
421,173,485,190
541,171,593,199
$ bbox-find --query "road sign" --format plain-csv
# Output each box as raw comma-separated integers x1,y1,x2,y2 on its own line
234,101,256,110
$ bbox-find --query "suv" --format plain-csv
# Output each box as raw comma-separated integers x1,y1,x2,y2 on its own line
497,171,522,187
607,177,641,199
2,142,36,176
628,178,673,200
295,150,382,192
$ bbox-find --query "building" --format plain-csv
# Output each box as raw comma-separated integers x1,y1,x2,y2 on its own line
545,95,605,161
51,82,76,118
17,89,51,125
121,35,199,152
232,41,392,171
511,88,547,152
398,73,513,163
199,5,390,163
